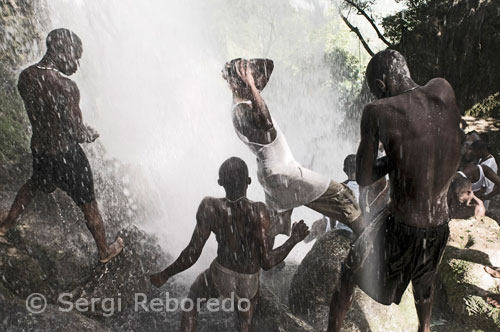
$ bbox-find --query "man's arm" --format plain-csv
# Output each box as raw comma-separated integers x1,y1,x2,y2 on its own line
480,166,500,201
236,60,275,134
66,80,99,143
356,105,391,186
150,198,212,287
255,203,308,270
471,194,486,217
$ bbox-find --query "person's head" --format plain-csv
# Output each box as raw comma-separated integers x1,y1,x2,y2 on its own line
471,139,489,159
450,176,473,204
218,157,251,194
45,28,82,76
343,154,357,180
222,58,274,98
365,49,413,99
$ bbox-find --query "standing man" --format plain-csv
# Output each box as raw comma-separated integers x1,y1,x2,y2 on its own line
0,29,123,263
150,157,309,332
222,59,365,238
327,50,463,332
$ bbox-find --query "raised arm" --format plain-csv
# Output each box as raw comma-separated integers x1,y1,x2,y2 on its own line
255,203,309,270
356,105,391,186
236,60,274,132
150,198,212,287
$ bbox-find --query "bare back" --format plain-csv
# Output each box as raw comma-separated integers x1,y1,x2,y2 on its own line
366,79,462,227
203,197,267,274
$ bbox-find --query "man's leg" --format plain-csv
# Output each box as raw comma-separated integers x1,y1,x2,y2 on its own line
235,293,258,332
0,180,37,235
326,263,356,332
306,181,366,236
180,269,218,332
81,200,123,263
483,266,500,308
412,278,435,332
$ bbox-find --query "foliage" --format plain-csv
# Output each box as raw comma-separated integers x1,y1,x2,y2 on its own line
466,93,500,119
324,47,364,102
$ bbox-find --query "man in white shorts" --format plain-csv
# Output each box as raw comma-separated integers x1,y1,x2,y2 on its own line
222,58,364,237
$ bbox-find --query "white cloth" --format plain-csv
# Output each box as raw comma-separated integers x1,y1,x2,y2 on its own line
479,157,497,208
458,166,493,209
232,101,330,212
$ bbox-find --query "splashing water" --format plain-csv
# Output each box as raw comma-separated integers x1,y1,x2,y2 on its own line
46,0,356,282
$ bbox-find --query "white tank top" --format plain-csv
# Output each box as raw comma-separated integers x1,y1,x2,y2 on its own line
457,165,493,194
232,101,330,212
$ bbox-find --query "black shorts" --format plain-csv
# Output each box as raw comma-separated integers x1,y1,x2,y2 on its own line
346,210,449,305
31,145,96,207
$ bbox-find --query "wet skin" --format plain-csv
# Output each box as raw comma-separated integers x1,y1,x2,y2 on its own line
328,77,463,332
356,78,463,228
0,44,122,262
150,195,308,332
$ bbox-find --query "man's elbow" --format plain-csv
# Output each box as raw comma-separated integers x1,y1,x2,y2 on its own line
356,173,372,187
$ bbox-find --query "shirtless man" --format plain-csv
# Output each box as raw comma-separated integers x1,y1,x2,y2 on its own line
150,157,309,332
0,29,123,263
447,176,485,219
222,59,364,237
326,50,463,332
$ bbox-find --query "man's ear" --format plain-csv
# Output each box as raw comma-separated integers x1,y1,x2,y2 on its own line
375,79,386,93
248,177,252,185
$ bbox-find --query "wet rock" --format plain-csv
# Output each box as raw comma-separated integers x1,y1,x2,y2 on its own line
0,296,109,332
289,229,419,331
438,217,500,330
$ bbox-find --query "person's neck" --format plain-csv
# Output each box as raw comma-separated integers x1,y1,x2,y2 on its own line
389,77,419,97
38,54,59,71
225,190,247,202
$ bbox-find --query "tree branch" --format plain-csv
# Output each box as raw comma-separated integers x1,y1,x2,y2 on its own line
340,13,375,56
344,0,392,47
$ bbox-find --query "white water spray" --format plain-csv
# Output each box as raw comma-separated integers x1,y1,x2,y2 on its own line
45,0,357,281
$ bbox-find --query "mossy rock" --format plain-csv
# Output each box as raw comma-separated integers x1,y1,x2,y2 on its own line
466,92,500,119
0,63,30,164
438,217,500,329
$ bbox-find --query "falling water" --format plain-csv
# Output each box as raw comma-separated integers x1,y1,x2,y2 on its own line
45,0,357,282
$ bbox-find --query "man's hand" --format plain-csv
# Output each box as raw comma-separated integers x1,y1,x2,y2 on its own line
85,125,100,143
290,220,310,243
150,272,169,288
235,59,256,88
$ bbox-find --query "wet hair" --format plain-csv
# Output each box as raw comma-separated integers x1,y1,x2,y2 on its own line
343,154,357,177
471,139,488,153
450,176,472,193
365,49,411,92
221,58,274,91
218,157,249,189
46,28,82,57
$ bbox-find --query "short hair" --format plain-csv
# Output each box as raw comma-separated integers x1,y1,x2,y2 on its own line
218,157,249,188
221,58,274,91
450,176,472,193
471,139,488,153
46,28,82,57
343,154,357,176
365,49,411,92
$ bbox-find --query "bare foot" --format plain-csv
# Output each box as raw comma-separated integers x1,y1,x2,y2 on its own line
484,266,500,279
99,237,124,263
486,294,500,309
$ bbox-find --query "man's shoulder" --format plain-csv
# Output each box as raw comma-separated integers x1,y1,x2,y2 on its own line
425,77,452,90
